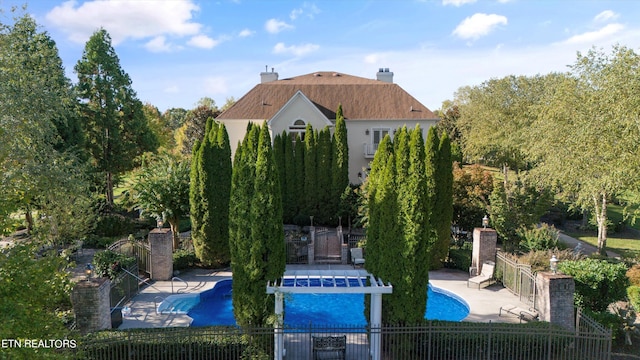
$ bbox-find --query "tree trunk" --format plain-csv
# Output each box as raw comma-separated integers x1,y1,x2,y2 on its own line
594,193,608,256
106,171,114,207
169,218,179,250
25,209,33,235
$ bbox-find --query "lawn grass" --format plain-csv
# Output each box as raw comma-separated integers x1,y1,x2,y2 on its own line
564,228,640,259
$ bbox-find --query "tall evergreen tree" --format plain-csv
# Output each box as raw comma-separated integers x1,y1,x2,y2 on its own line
273,132,286,221
425,126,441,267
293,135,306,221
397,126,431,324
230,122,285,327
303,124,317,218
332,105,349,225
75,29,157,206
283,133,296,223
229,125,257,327
190,120,231,266
316,127,333,224
433,132,454,266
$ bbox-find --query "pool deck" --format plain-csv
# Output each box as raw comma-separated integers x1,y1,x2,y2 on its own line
118,264,527,330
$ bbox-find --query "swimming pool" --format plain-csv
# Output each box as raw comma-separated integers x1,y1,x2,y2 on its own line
186,279,469,327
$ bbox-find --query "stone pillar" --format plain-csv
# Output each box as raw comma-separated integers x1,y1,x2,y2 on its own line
149,228,173,281
535,272,575,331
308,226,315,265
71,277,111,335
471,228,497,275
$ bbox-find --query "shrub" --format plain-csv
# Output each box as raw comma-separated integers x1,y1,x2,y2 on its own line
584,308,626,345
628,286,640,312
94,213,136,237
517,224,562,252
445,243,472,271
558,258,630,312
626,264,640,287
518,248,584,273
92,250,136,279
173,249,198,271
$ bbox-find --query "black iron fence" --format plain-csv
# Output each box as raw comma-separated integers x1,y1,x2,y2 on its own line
72,316,610,360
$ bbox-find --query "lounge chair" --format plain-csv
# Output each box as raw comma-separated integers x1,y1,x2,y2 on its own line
350,248,365,268
467,261,495,289
499,304,539,323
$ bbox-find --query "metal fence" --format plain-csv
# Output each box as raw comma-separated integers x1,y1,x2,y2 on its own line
109,263,140,310
495,251,536,307
108,238,152,277
73,317,610,360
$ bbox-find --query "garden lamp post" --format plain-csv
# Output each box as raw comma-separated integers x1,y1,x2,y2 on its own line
482,215,489,229
550,255,558,274
85,263,93,281
156,217,164,229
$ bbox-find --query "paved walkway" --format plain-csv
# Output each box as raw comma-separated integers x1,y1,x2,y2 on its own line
117,265,526,330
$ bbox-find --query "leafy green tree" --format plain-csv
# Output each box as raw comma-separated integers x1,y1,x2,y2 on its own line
293,134,306,221
0,13,91,238
452,163,494,233
433,132,453,266
332,105,349,223
143,103,174,151
489,177,552,251
273,132,287,220
177,100,221,155
132,153,190,250
0,243,73,356
528,46,640,254
190,120,231,265
75,28,158,206
163,107,188,130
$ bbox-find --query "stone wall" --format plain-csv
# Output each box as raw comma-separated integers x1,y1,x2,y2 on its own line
535,272,575,331
149,228,173,280
70,277,111,335
471,228,497,275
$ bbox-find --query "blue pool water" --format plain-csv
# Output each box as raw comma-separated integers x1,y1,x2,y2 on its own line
187,279,469,327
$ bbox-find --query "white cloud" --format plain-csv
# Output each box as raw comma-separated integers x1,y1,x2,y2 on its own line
594,10,619,23
187,35,219,49
452,13,508,40
45,0,202,45
239,29,255,37
273,42,320,57
290,3,321,20
442,0,477,7
290,8,303,20
144,36,173,53
561,23,624,45
265,19,294,34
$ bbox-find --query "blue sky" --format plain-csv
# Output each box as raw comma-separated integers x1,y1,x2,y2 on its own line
5,0,640,112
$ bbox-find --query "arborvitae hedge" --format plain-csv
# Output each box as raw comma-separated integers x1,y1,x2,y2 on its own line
434,132,453,268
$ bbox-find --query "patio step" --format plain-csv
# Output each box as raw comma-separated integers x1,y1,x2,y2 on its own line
157,293,200,314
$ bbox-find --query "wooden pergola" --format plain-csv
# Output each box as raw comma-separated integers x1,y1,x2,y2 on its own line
266,269,393,360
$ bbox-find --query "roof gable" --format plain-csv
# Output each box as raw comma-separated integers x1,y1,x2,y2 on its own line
217,71,437,121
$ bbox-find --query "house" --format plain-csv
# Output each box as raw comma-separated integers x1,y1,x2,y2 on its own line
216,68,439,184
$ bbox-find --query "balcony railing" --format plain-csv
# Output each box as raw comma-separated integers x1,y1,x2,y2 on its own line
363,143,380,158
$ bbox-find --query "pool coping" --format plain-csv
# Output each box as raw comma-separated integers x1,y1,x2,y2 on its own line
118,265,526,329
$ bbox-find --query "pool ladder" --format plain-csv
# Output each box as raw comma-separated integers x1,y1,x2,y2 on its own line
172,276,189,294
153,277,189,314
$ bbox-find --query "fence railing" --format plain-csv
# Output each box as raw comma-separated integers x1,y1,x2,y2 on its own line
73,317,611,360
495,251,536,307
108,238,152,277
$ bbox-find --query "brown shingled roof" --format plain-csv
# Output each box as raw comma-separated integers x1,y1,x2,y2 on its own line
217,71,437,121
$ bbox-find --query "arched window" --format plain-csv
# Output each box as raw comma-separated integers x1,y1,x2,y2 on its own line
289,119,306,142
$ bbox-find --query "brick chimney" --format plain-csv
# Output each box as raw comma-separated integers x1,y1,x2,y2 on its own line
376,68,393,83
260,66,279,83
